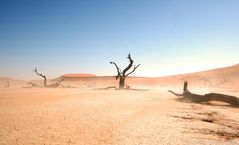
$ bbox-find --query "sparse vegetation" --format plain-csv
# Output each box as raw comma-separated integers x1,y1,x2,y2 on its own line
32,67,64,88
110,53,140,89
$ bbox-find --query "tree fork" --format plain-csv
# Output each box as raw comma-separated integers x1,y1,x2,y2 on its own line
110,53,140,89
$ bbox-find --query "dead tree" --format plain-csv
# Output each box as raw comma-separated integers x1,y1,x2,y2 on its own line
110,53,140,89
168,81,239,107
32,67,65,88
4,81,10,88
33,67,47,87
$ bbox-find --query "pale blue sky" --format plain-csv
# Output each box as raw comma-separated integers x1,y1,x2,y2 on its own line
0,0,239,80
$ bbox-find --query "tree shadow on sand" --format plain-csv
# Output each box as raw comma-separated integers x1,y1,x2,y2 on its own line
168,81,239,108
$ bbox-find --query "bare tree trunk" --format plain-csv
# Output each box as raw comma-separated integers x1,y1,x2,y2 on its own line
183,81,191,94
183,81,188,93
43,77,47,87
119,76,126,89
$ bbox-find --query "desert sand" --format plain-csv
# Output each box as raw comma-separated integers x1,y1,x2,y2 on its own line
0,64,239,145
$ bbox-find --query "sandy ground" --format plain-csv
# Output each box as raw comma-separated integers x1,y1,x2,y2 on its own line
0,64,239,144
0,87,239,145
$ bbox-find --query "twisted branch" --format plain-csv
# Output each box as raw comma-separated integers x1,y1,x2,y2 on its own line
122,53,133,76
33,67,47,87
110,62,121,80
126,64,140,76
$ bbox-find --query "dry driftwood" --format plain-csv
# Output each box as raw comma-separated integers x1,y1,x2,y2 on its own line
168,81,239,107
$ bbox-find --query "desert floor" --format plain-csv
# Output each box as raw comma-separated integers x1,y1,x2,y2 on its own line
0,87,239,145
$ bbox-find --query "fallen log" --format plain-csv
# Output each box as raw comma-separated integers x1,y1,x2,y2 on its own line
168,81,239,107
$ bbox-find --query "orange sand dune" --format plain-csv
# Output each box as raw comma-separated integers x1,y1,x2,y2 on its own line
55,64,239,92
1,64,239,91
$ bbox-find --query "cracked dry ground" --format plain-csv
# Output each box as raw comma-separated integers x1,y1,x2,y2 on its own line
0,88,239,145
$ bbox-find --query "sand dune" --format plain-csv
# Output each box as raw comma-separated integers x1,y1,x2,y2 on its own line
0,77,26,88
2,64,239,90
53,64,239,92
63,74,96,78
0,64,239,144
155,64,239,91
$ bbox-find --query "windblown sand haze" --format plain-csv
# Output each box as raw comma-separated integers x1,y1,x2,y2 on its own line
0,64,239,145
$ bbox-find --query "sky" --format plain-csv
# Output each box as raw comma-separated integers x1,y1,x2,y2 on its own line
0,0,239,80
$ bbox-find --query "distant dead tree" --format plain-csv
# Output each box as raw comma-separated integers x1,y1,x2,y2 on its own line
4,81,10,88
33,67,47,87
110,53,140,89
33,67,64,88
168,81,239,107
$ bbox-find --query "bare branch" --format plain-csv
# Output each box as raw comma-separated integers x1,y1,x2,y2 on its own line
126,64,140,77
110,62,121,80
123,53,133,76
168,90,183,96
33,67,47,87
33,67,46,78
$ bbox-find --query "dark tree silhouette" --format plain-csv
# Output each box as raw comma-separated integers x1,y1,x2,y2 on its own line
168,81,239,107
110,53,140,89
33,67,64,88
33,67,47,87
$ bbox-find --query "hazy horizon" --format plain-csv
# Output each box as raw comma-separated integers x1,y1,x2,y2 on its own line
1,0,239,80
1,63,239,81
